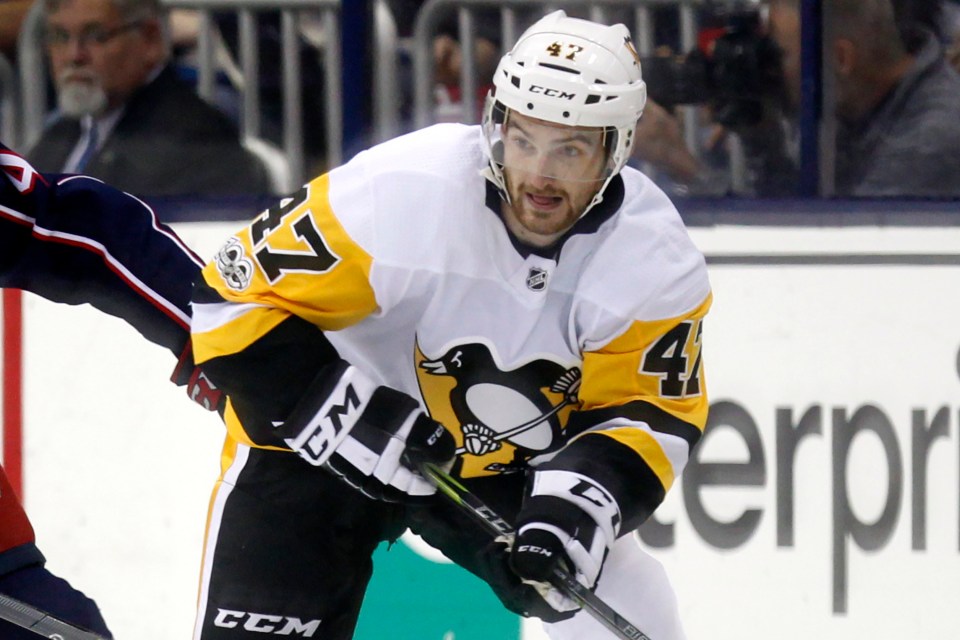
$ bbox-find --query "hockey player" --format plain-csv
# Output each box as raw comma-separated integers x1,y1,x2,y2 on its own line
191,11,710,640
0,143,219,638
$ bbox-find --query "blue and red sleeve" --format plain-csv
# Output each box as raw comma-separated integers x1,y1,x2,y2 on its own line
0,144,204,355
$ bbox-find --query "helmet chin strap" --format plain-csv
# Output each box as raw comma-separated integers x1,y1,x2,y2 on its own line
580,127,619,219
581,184,608,218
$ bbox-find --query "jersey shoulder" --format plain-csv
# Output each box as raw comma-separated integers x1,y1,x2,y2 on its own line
575,167,710,322
323,124,492,263
331,123,485,204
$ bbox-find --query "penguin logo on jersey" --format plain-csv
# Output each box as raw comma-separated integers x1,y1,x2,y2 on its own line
415,340,580,476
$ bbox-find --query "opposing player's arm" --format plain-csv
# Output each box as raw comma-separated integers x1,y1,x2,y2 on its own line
0,144,202,357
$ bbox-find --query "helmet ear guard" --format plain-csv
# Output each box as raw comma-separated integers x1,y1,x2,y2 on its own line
482,10,647,215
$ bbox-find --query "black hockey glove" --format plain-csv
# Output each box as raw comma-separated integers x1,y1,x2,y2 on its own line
509,468,621,613
474,536,579,623
277,360,455,502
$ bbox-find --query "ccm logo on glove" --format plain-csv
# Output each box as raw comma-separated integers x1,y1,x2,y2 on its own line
516,544,555,558
283,367,374,464
278,361,455,501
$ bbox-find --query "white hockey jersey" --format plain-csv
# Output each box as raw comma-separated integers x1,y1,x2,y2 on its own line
192,123,711,528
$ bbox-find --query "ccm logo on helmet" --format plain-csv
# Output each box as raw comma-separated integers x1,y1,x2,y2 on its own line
214,609,321,637
529,85,576,100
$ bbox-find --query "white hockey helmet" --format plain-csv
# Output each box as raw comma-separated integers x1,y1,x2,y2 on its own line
482,10,647,211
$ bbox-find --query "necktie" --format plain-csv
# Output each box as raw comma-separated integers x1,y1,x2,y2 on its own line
74,122,99,172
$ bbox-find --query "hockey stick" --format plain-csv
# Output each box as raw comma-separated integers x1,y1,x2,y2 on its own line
419,463,653,640
453,369,581,456
0,592,108,640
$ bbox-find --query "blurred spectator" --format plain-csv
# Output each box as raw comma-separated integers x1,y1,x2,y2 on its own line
385,0,503,124
632,98,733,196
831,0,960,196
630,3,797,196
632,99,703,188
0,0,33,59
941,0,960,72
28,0,271,197
632,0,960,198
950,32,960,74
387,0,501,87
891,0,948,46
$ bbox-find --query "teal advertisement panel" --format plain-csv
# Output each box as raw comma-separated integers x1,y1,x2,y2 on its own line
355,535,522,639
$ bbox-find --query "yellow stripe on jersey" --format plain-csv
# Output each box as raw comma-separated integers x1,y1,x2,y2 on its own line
191,302,290,363
579,293,712,430
195,174,378,360
598,425,676,490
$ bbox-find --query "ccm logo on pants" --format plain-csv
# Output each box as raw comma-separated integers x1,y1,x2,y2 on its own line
214,609,321,637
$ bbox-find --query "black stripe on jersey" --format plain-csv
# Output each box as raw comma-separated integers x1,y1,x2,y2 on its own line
199,314,342,447
540,432,665,533
193,275,228,304
566,400,703,452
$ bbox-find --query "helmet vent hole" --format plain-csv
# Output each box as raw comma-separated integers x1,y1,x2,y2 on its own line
511,76,521,88
585,95,601,105
539,62,580,75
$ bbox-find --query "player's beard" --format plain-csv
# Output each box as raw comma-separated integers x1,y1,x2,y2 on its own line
503,173,600,244
510,182,574,234
56,71,108,118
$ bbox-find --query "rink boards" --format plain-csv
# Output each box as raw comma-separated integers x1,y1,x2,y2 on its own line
2,215,959,640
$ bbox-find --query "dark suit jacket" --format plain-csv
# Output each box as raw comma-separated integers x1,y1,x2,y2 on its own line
28,65,272,197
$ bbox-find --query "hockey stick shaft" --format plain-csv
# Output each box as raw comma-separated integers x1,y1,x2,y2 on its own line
0,592,108,640
454,398,572,455
420,463,652,640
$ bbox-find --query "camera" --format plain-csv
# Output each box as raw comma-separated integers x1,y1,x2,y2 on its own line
641,2,786,127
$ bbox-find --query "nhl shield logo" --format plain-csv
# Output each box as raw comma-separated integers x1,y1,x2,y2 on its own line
526,267,548,291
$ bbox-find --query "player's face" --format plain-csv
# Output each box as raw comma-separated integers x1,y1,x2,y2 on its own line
44,0,165,116
499,113,608,247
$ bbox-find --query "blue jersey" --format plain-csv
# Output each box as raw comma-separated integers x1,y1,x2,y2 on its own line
0,143,201,357
0,144,222,640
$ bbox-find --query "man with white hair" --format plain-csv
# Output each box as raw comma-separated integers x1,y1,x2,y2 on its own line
28,0,270,197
